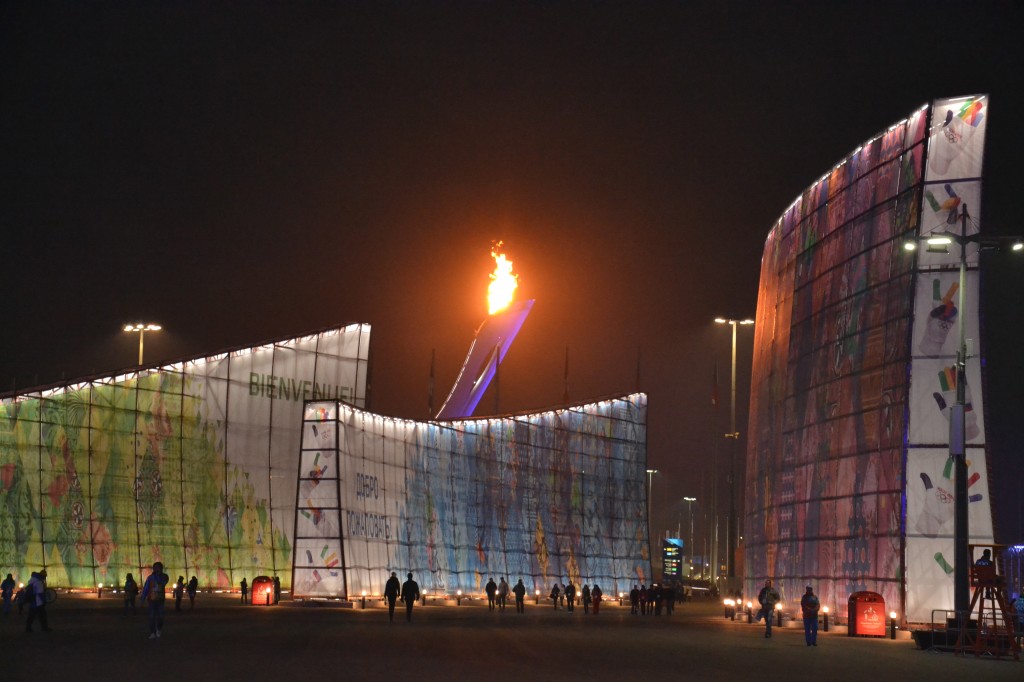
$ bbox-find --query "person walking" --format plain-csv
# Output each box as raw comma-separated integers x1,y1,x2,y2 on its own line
565,581,576,612
758,578,781,639
240,577,248,604
513,579,526,613
384,572,401,622
629,585,640,614
639,584,648,615
800,585,820,646
581,584,591,614
498,577,510,611
485,577,497,611
24,569,51,633
550,583,560,610
187,576,198,610
1,573,15,615
591,584,603,614
123,573,139,615
400,573,420,622
140,562,168,639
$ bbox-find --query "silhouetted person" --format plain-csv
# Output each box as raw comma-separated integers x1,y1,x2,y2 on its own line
25,569,50,633
800,585,820,646
581,584,591,614
400,573,420,622
240,577,248,604
513,579,526,613
187,576,198,609
975,549,993,566
1,573,15,615
498,577,509,611
591,584,603,614
565,581,576,612
123,573,139,615
630,586,640,614
384,572,401,622
140,562,168,639
485,577,497,611
758,578,780,639
174,576,185,611
550,583,560,610
639,584,648,615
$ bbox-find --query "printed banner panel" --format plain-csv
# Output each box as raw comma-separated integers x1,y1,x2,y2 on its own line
905,446,994,623
293,395,650,599
0,325,369,590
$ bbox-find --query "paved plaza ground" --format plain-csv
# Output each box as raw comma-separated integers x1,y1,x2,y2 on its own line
7,592,1020,680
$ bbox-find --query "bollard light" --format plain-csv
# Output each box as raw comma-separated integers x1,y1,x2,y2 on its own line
535,589,540,605
747,601,753,623
98,582,104,598
723,598,734,619
775,601,783,627
889,611,898,640
619,591,624,606
266,588,271,605
361,590,367,609
457,589,462,606
823,605,829,632
422,589,427,606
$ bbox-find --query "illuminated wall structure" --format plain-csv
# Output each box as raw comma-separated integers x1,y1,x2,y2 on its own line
0,325,369,589
293,393,650,599
746,95,993,623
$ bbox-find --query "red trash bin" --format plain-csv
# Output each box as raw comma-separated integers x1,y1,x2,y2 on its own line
848,591,885,637
251,576,275,606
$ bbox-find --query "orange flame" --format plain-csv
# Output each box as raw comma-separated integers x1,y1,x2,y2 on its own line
487,244,519,314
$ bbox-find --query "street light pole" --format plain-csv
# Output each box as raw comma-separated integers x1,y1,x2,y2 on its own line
123,323,162,365
646,469,658,532
903,204,1023,618
683,496,696,576
715,317,753,578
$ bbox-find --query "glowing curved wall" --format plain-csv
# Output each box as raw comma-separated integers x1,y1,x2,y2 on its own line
293,394,650,599
745,96,993,623
0,325,369,589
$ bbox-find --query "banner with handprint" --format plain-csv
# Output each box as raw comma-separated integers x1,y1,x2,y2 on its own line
908,357,986,446
905,446,993,622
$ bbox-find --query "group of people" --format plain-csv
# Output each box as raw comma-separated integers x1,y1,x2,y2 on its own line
1,569,51,632
548,581,603,613
383,572,421,621
627,584,676,616
755,578,818,645
121,572,198,615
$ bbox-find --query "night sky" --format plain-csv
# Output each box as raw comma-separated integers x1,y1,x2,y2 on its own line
3,2,1022,548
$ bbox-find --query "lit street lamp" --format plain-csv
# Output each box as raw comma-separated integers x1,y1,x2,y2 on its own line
714,317,753,578
903,204,1021,618
123,323,162,365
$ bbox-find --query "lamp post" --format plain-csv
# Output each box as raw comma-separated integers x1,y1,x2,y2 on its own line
714,317,753,578
646,468,658,532
903,204,1022,617
683,496,697,575
123,323,162,365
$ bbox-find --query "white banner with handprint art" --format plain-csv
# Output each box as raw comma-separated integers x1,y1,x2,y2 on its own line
913,271,980,358
905,446,993,623
908,357,986,446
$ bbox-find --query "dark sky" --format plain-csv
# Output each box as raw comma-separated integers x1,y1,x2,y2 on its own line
2,2,1022,545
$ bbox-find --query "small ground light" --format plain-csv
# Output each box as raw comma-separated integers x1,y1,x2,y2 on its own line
775,601,783,627
456,589,462,606
361,590,367,609
889,611,898,639
619,591,624,606
421,589,427,606
747,601,753,623
535,589,540,604
823,605,829,632
98,582,104,598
